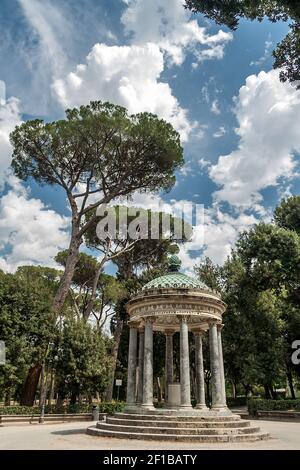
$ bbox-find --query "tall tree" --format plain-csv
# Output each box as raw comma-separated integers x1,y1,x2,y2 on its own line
0,267,59,406
184,1,300,86
50,318,112,404
55,251,125,324
10,101,183,315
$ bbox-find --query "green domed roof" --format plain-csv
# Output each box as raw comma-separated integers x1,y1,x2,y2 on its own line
142,255,210,291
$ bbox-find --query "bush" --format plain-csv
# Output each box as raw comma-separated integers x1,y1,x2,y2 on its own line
0,402,125,415
227,397,247,407
248,399,300,417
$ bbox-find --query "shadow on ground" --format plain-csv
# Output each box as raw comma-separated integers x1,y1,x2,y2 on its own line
51,428,88,436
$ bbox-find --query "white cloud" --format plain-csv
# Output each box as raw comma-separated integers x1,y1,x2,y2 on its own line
53,42,194,141
211,99,221,115
18,0,70,79
121,0,232,66
250,38,273,67
209,70,300,211
198,158,211,171
213,126,226,138
0,176,69,273
0,91,22,189
201,208,258,264
111,190,254,268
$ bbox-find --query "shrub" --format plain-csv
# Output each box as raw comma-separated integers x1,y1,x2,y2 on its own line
0,402,125,415
248,399,300,417
227,397,247,407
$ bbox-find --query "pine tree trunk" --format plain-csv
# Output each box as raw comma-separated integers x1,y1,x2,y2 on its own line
56,393,64,411
104,317,124,401
264,383,272,399
20,364,42,406
39,363,46,407
286,366,296,399
53,234,81,315
83,258,106,321
232,381,237,398
4,389,11,406
47,371,55,406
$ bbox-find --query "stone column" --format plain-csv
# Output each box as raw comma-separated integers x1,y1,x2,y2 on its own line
179,316,192,409
217,324,227,407
141,317,155,410
165,330,174,403
125,324,138,411
209,322,224,411
136,327,144,405
194,331,208,411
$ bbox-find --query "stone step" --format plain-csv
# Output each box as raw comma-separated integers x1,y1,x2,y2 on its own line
97,422,261,436
87,426,269,443
113,412,241,422
106,417,251,428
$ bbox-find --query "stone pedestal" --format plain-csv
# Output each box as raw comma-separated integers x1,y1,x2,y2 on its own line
167,383,181,408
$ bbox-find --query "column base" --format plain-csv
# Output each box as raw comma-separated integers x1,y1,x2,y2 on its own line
195,404,209,411
140,403,155,411
210,405,232,415
179,403,193,411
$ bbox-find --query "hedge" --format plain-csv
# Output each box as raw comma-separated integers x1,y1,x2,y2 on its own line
248,399,300,417
0,402,125,415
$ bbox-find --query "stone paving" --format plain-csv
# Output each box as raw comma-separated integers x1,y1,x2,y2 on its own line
0,419,300,450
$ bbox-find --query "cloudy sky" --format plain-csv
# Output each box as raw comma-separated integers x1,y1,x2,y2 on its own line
0,0,299,273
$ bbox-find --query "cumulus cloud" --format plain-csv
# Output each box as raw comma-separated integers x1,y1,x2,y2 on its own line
121,0,232,66
53,42,194,141
0,90,22,189
201,208,258,264
0,177,69,273
209,70,300,211
112,190,255,268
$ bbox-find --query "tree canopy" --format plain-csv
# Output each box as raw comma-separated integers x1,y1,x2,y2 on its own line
10,101,184,314
184,1,300,86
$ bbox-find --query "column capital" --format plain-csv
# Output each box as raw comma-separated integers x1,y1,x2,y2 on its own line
165,329,175,336
143,316,156,324
193,329,205,337
217,323,224,331
128,320,140,329
177,314,190,323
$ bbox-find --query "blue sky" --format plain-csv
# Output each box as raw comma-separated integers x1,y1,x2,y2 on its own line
0,0,299,273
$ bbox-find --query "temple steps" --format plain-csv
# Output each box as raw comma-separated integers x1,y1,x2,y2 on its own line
87,427,269,442
87,412,269,443
106,417,250,428
113,412,241,421
96,423,262,436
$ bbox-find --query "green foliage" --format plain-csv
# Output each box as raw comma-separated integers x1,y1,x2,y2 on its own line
0,402,125,415
194,257,222,291
51,318,112,399
248,398,300,416
226,397,248,407
274,195,300,235
0,267,58,401
10,101,183,197
184,1,300,86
